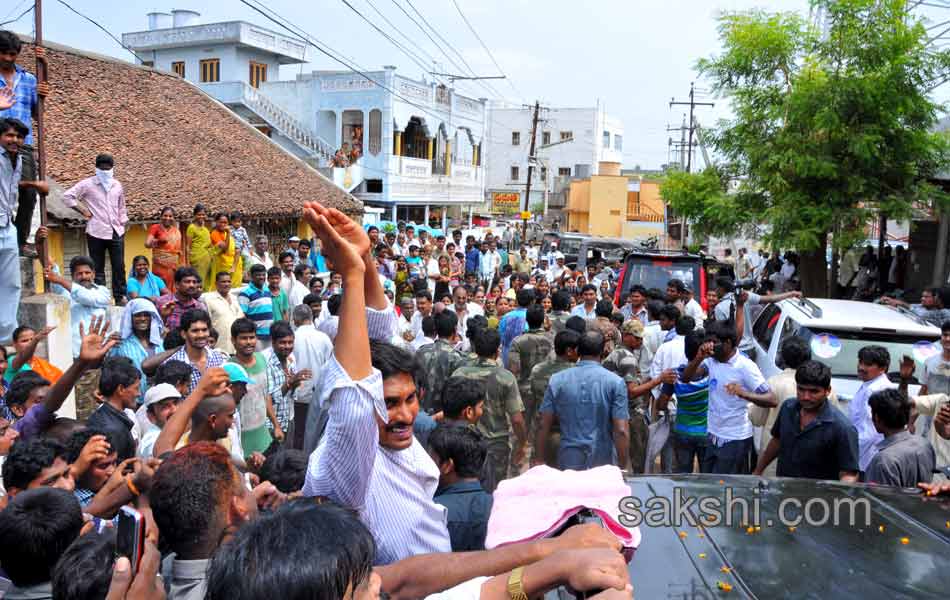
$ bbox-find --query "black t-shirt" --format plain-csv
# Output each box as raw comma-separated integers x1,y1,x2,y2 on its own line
772,398,859,480
86,402,136,461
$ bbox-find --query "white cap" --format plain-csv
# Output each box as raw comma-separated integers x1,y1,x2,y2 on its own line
288,235,301,242
554,252,565,260
143,383,181,408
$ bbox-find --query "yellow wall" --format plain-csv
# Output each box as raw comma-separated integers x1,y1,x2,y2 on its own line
638,180,665,217
567,179,591,233
123,224,150,275
587,176,628,238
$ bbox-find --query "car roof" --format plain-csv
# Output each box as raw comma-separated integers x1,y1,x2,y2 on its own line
627,474,950,598
778,298,941,336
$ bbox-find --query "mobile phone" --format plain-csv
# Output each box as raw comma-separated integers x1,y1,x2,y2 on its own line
116,506,146,576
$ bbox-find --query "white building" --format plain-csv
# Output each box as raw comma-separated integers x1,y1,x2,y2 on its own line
123,10,488,227
483,106,624,220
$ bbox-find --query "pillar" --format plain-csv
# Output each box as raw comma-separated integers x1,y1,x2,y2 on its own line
468,205,474,228
441,210,447,232
424,204,430,227
472,143,478,167
394,131,402,156
18,293,75,418
445,140,452,177
426,138,434,160
391,205,397,222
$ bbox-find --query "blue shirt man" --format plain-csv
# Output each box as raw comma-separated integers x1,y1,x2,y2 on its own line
465,243,481,274
537,331,630,470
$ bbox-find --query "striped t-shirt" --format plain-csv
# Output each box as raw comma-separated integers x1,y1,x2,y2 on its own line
238,283,273,341
662,366,709,438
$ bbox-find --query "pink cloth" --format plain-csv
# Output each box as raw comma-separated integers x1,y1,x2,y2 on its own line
62,175,128,240
485,465,641,550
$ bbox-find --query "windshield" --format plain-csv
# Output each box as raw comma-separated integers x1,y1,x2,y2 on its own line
800,327,940,377
621,257,700,294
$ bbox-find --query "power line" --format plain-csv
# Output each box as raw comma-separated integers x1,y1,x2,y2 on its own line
449,0,523,101
0,3,33,27
362,0,439,68
337,0,448,85
387,0,502,100
53,0,147,63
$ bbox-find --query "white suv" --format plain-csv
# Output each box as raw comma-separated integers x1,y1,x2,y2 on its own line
749,298,941,402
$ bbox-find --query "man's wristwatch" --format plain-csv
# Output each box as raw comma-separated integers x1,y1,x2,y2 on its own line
507,566,528,600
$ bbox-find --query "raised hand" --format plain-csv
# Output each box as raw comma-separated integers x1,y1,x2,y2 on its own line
302,203,365,275
105,539,165,600
0,87,14,111
195,367,230,398
899,355,916,381
79,315,119,365
302,202,371,258
71,434,110,478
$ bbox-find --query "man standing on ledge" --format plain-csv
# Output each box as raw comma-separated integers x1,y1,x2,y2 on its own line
63,153,129,304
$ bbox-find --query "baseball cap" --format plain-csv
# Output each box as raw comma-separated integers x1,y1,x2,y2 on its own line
143,383,182,408
288,235,301,242
621,319,645,338
222,363,252,385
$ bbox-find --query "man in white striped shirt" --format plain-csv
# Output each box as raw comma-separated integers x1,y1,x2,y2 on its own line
301,203,451,565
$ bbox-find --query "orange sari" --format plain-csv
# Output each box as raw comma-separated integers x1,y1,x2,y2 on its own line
149,223,182,291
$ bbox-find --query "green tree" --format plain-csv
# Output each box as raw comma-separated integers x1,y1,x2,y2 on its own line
661,0,950,295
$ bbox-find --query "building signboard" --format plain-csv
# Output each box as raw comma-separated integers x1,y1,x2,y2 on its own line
492,191,521,211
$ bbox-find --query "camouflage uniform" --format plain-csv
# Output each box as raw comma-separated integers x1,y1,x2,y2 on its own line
416,339,465,413
528,356,574,468
602,320,654,474
453,357,525,491
587,316,621,357
507,329,554,431
548,310,572,336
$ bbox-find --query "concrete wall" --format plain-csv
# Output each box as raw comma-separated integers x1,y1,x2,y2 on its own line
148,45,239,82
588,176,627,237
484,106,625,203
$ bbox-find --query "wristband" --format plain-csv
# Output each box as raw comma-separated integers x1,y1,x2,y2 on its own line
126,475,140,497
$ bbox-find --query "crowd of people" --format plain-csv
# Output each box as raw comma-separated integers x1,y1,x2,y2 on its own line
3,28,950,600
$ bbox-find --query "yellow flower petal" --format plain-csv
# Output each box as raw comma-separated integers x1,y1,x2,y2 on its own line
720,566,731,573
878,525,885,533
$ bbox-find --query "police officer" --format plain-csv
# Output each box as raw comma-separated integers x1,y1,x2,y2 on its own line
416,310,465,413
453,328,526,491
507,304,554,431
528,330,580,468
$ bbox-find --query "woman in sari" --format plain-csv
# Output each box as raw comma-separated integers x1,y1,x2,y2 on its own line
210,212,236,292
145,206,182,291
185,204,213,291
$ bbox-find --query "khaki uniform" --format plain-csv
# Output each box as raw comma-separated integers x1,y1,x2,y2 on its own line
603,343,654,474
507,329,554,430
453,357,524,490
528,357,574,468
416,339,465,413
548,310,572,337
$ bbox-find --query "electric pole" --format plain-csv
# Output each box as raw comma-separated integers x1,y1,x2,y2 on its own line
34,0,49,276
670,82,713,172
522,100,540,241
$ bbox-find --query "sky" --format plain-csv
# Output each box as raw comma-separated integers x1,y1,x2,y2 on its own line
5,0,948,169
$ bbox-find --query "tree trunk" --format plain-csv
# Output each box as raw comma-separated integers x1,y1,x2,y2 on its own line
798,231,829,297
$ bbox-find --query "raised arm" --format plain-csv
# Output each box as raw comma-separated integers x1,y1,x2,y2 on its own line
139,347,178,377
44,317,118,415
152,368,229,457
681,342,712,383
10,326,54,372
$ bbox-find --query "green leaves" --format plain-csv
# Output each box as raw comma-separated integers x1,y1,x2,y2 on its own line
672,0,950,254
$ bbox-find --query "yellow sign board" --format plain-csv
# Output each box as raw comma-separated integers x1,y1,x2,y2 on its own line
520,211,532,220
492,192,521,212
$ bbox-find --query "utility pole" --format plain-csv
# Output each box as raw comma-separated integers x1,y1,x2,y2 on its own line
522,100,540,241
34,0,49,276
670,82,714,172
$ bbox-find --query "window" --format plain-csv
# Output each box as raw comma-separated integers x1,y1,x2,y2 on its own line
539,166,547,181
171,61,185,77
603,131,610,147
510,166,520,181
752,304,782,350
542,131,551,145
614,134,623,151
249,61,267,88
560,131,573,141
511,131,521,145
200,58,220,83
368,109,382,156
558,167,571,177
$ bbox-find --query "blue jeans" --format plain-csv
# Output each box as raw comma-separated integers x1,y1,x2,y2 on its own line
672,433,709,474
701,436,753,475
0,223,20,343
